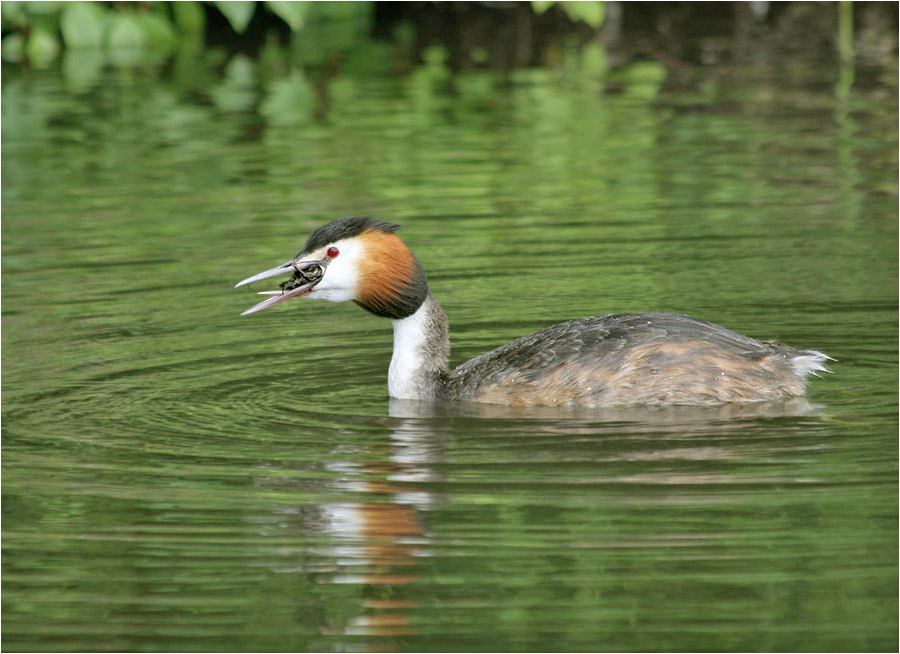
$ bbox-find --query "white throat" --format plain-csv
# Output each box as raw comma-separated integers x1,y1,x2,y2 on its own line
388,295,449,400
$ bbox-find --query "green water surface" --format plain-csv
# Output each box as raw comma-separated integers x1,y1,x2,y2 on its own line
2,41,897,652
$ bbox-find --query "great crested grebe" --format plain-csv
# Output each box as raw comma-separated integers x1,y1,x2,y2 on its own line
236,217,831,407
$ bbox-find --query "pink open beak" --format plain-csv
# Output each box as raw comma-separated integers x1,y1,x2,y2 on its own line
234,259,322,315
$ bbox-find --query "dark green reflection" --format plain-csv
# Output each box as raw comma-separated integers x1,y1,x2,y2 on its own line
2,19,897,653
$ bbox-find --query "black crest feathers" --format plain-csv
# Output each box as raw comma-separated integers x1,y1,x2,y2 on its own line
299,217,400,257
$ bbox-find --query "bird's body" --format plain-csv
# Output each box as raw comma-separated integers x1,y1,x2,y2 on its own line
237,217,831,407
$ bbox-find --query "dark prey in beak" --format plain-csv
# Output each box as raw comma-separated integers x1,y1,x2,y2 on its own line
235,259,325,315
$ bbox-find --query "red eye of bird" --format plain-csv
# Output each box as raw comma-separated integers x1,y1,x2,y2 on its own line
327,246,339,258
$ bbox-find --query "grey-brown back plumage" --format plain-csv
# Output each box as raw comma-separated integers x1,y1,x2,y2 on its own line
444,313,821,406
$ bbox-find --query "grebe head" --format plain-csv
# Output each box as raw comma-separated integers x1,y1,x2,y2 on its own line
235,217,428,319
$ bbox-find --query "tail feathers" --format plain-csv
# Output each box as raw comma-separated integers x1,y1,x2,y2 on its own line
791,350,835,378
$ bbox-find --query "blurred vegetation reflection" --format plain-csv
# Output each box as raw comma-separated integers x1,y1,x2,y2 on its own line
2,2,898,653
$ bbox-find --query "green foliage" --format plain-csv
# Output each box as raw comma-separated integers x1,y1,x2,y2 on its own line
60,3,105,49
2,1,605,70
1,1,609,69
0,1,371,67
172,1,206,33
531,1,605,28
137,11,178,49
215,0,256,33
266,1,310,31
26,26,60,64
107,13,146,51
562,1,605,28
2,1,65,63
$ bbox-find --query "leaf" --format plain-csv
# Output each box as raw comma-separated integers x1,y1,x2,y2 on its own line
172,1,205,33
60,2,104,49
1,2,28,29
531,1,555,15
108,13,145,50
215,1,256,33
25,26,59,65
266,1,308,31
136,12,177,49
561,1,605,28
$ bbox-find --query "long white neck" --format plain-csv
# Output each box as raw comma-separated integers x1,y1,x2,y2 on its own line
388,294,450,400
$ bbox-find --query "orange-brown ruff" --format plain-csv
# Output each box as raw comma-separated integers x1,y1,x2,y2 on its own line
356,230,425,318
236,217,832,407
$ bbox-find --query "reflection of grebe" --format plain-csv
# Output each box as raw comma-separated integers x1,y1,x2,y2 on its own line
313,411,448,639
237,217,832,407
